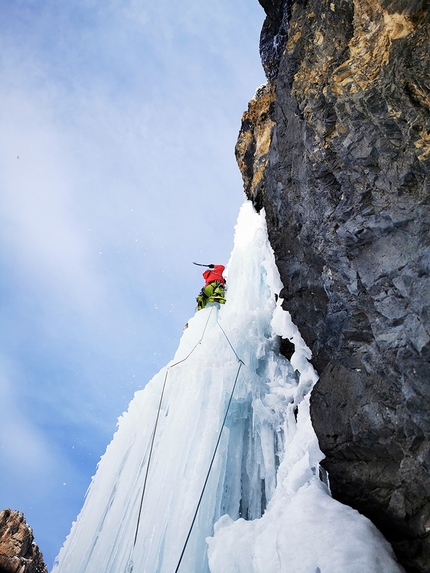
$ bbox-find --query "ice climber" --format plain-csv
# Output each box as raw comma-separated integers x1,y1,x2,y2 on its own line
195,263,226,310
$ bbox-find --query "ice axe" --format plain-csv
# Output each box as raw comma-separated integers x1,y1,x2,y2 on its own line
193,262,214,268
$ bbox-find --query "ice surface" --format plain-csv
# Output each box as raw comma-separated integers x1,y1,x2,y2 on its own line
53,201,403,573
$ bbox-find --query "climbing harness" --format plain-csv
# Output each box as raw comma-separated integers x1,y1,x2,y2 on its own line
196,281,226,310
127,307,245,573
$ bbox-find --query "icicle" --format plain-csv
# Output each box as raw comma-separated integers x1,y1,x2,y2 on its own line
53,201,402,573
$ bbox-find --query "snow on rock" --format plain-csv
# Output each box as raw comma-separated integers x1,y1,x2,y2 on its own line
53,201,403,573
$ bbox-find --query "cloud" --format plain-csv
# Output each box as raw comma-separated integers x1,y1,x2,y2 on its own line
0,0,266,566
0,357,55,478
0,99,105,309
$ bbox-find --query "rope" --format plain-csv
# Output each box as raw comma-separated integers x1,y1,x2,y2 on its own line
174,360,243,573
130,307,214,553
216,320,241,362
132,367,167,546
129,304,244,573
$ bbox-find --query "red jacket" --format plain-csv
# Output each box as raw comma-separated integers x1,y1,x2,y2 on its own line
203,265,225,286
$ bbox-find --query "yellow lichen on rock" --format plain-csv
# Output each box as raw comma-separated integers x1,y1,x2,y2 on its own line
315,30,324,46
235,84,275,203
286,31,302,52
331,0,414,95
383,12,414,40
288,1,347,101
414,129,430,162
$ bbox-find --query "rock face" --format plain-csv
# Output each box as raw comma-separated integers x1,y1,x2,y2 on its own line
237,1,429,571
0,509,47,573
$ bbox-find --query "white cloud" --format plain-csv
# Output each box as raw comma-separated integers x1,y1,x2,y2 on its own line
0,0,266,566
0,115,106,314
0,359,56,477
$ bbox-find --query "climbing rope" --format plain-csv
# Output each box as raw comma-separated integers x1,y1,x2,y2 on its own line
132,366,168,546
128,308,215,570
216,320,241,362
174,359,243,573
128,304,245,573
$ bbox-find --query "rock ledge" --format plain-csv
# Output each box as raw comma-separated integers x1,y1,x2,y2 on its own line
0,509,48,573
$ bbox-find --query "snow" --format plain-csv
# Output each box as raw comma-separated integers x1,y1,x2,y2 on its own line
53,201,403,573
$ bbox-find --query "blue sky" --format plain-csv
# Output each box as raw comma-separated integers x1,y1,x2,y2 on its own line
0,0,265,568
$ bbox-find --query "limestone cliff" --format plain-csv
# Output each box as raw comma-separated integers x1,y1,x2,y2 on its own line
0,510,47,573
236,1,429,571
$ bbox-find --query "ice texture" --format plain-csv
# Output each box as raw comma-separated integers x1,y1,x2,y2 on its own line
53,202,403,573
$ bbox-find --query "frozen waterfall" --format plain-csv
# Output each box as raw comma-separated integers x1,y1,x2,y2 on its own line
53,202,402,573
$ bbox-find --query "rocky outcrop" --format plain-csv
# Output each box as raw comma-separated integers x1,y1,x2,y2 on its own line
237,1,430,571
0,510,47,573
236,83,276,212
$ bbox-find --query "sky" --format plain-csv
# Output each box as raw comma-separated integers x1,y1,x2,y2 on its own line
0,0,266,568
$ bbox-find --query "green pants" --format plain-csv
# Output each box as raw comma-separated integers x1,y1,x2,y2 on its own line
196,281,226,310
